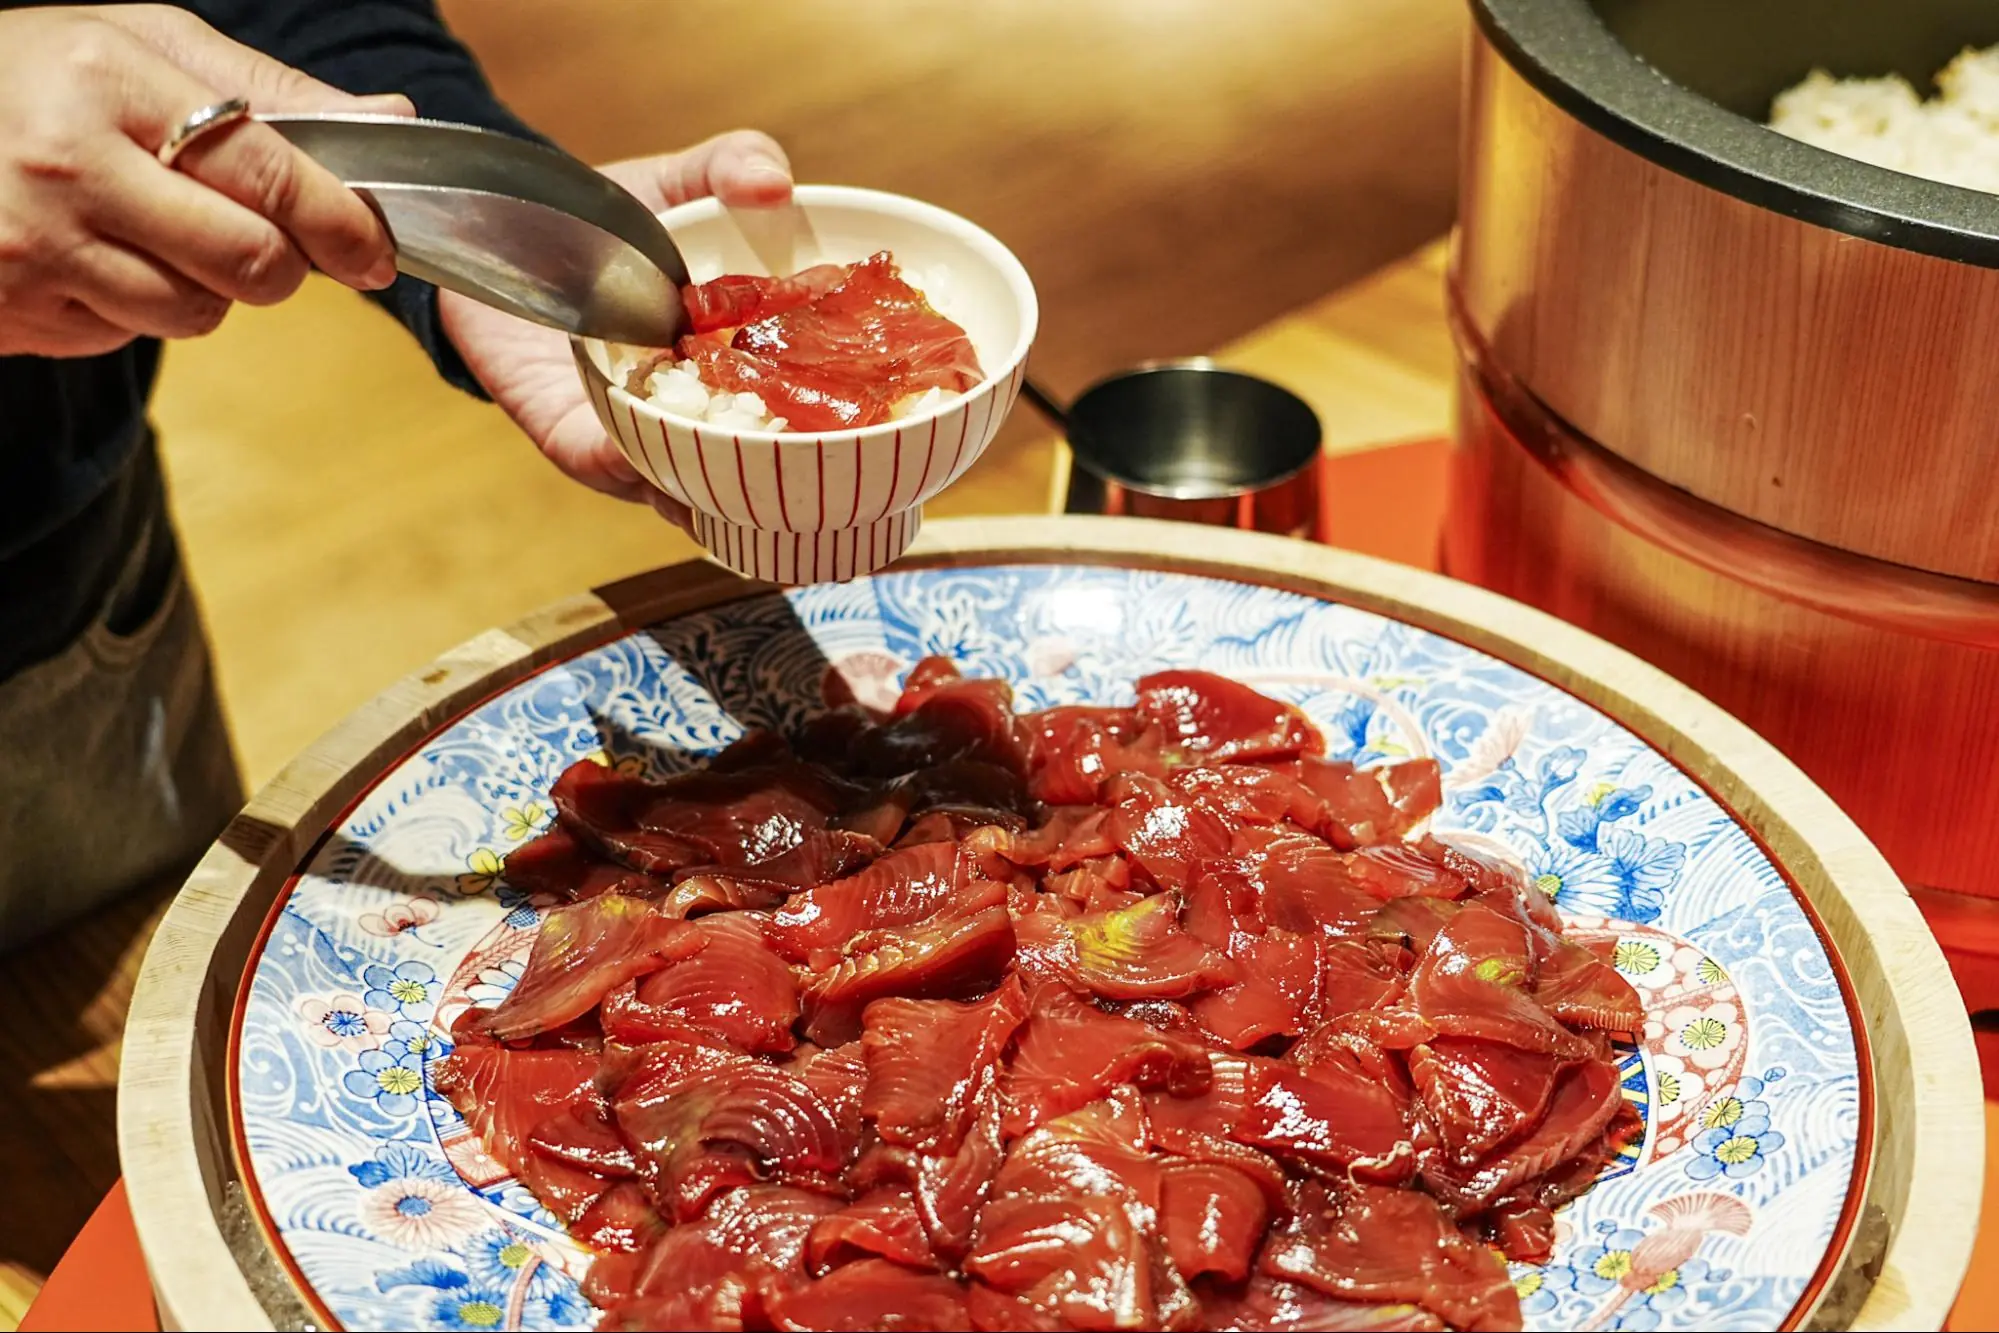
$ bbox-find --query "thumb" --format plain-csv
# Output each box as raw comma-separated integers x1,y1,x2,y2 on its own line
100,4,416,117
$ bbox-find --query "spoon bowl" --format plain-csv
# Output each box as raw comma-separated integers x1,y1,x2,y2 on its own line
262,113,690,345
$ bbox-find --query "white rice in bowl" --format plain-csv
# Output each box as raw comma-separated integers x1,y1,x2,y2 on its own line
1770,44,1999,193
608,263,968,433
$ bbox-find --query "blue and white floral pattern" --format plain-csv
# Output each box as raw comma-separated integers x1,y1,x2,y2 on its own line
234,565,1865,1331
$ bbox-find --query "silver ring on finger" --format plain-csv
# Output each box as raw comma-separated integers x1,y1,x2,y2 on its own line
156,98,252,168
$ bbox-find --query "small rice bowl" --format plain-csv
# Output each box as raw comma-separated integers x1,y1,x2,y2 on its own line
1769,44,1999,193
608,263,967,434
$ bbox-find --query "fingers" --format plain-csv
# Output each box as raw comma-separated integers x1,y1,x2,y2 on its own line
649,491,695,535
0,303,136,358
97,19,396,292
61,237,229,337
173,120,397,289
89,139,311,305
621,131,793,211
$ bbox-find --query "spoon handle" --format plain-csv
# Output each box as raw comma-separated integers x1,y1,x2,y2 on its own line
1018,376,1071,430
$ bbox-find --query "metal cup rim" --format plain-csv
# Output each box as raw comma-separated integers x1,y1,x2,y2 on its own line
1065,361,1322,500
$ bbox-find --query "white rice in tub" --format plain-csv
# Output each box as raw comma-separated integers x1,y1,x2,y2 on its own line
1769,44,1999,194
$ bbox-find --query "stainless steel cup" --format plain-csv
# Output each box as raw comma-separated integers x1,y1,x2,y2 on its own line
1027,360,1322,537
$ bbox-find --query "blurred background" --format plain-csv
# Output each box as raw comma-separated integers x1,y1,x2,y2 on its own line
0,0,1462,1321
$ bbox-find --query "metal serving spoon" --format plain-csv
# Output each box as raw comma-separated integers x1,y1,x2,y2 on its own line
259,113,690,346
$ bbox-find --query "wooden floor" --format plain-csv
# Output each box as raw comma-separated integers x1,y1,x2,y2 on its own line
0,0,1463,1319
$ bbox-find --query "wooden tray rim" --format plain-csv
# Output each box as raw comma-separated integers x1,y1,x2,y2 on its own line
116,515,1978,1331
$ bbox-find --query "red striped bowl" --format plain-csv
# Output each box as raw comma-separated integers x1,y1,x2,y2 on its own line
573,185,1037,584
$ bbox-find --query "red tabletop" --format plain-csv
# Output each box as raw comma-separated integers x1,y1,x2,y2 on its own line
23,437,1994,1330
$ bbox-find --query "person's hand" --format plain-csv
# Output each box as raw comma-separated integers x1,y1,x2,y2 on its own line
437,131,793,531
0,4,411,357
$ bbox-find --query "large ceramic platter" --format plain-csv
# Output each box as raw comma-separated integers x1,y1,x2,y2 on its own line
225,555,1870,1332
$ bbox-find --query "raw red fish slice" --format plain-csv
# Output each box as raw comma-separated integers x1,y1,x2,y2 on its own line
1206,1278,1447,1332
657,874,787,918
998,805,1116,872
916,1094,1006,1263
616,1057,847,1221
855,675,1027,779
432,1046,604,1182
1044,855,1136,909
841,760,1031,845
796,1040,871,1147
678,336,895,432
1134,670,1322,762
1408,901,1590,1059
1407,1037,1567,1165
1533,937,1645,1031
528,1098,637,1178
1344,842,1470,901
682,263,850,334
891,809,962,847
1182,858,1267,948
733,252,983,396
964,1090,1174,1332
594,1292,744,1333
1379,760,1444,833
835,782,915,846
575,1182,668,1254
806,1188,940,1274
964,1284,1070,1331
583,1248,649,1310
1289,758,1432,850
1259,1181,1520,1332
1365,896,1460,957
1489,1200,1557,1264
768,1259,974,1332
1014,893,1236,1000
551,761,707,873
474,894,694,1041
1190,929,1323,1047
1145,1051,1413,1182
1002,986,1212,1135
1427,835,1538,901
861,975,1028,1153
896,656,968,709
800,704,885,762
848,1130,920,1193
599,1028,747,1102
1420,1057,1626,1213
766,841,967,962
1169,762,1325,828
552,757,874,887
603,913,799,1053
1135,671,1319,767
1103,774,1232,891
1319,938,1408,1017
1027,706,1168,804
515,1149,617,1226
505,823,663,900
798,881,1017,1045
900,758,1035,825
604,1185,839,1331
1235,826,1381,937
1157,1158,1268,1282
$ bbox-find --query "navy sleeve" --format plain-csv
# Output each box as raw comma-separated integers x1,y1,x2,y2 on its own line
182,0,556,398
